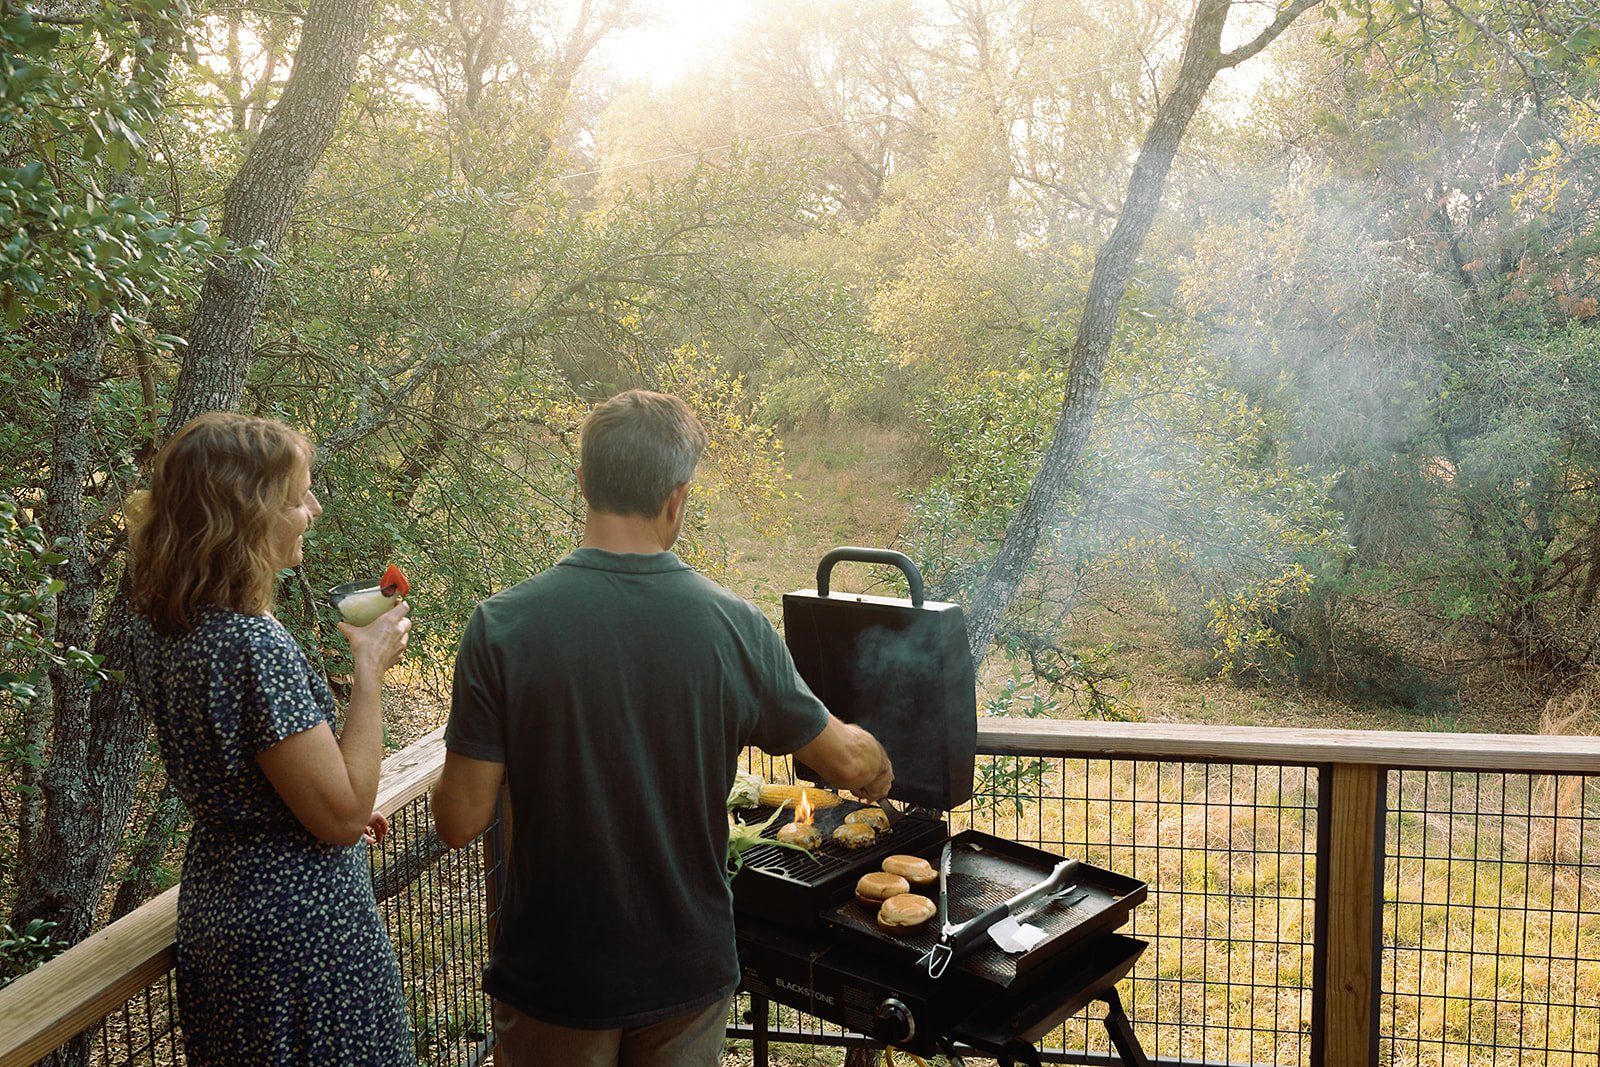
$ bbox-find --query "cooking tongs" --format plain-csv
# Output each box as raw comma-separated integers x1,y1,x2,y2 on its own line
922,841,1081,979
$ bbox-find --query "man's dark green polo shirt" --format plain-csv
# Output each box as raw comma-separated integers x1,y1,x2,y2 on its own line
446,548,829,1028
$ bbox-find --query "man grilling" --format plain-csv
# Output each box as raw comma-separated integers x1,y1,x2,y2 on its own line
432,389,895,1067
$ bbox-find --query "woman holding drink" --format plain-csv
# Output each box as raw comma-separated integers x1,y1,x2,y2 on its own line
127,412,418,1065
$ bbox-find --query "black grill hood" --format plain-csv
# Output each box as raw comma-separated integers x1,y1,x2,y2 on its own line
783,547,976,810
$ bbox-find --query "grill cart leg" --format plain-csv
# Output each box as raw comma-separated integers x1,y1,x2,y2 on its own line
997,1039,1044,1066
1099,988,1152,1067
745,993,769,1067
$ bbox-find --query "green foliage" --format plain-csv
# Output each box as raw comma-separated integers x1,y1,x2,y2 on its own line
905,321,1347,678
2,499,68,712
1173,0,1600,695
0,498,113,845
0,917,62,987
1412,315,1600,663
1258,570,1462,717
974,672,1074,816
230,100,843,677
0,1,222,332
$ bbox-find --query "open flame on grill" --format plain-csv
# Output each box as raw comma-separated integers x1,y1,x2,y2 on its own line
771,788,823,852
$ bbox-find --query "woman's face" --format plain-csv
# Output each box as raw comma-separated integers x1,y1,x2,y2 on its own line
269,462,322,570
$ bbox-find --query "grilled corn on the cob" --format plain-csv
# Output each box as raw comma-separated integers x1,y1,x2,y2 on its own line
758,783,842,809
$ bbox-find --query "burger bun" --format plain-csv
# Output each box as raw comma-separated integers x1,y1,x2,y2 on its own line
881,854,938,888
855,871,910,908
876,892,936,932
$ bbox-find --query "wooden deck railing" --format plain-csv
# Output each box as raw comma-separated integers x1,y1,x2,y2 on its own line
3,718,1599,1066
0,728,455,1067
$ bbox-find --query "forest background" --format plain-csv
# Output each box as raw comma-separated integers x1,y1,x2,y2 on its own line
2,0,1598,981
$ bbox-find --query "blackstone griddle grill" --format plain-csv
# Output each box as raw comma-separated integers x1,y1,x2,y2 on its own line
730,548,1154,1066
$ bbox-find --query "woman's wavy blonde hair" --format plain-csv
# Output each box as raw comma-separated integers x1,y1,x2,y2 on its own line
129,412,311,634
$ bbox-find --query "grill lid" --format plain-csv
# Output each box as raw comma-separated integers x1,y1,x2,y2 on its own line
783,547,976,810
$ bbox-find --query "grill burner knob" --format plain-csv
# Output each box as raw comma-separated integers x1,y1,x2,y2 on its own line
873,998,915,1043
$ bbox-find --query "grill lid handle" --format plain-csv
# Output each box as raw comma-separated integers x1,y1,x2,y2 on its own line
816,547,924,607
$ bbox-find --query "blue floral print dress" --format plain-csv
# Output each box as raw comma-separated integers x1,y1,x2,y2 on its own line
131,609,416,1065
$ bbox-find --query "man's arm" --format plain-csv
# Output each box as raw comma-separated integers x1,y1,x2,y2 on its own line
431,750,506,848
793,715,894,802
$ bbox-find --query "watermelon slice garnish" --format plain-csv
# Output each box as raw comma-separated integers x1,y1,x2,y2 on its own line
380,564,410,598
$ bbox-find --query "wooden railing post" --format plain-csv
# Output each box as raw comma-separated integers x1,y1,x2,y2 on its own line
1314,762,1385,1067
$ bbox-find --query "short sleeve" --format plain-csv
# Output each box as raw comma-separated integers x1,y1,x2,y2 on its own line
744,614,829,755
447,606,507,763
235,623,329,754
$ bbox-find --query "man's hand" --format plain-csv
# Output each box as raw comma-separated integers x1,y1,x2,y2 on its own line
794,716,894,800
850,753,894,803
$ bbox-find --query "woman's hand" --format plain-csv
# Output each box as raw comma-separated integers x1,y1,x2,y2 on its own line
363,810,390,845
339,599,411,680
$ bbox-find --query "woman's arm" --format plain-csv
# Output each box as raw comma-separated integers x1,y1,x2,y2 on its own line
258,601,411,844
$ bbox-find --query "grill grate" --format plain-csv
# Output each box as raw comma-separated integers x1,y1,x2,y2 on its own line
732,805,949,924
734,803,939,884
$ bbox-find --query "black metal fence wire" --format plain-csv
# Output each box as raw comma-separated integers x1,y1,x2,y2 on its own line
374,792,501,1067
955,755,1319,1066
21,749,1600,1067
1382,770,1600,1067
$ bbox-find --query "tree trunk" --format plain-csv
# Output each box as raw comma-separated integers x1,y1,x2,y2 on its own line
962,0,1322,669
110,783,184,920
13,567,55,880
5,0,192,962
7,306,123,947
167,0,380,430
9,0,381,954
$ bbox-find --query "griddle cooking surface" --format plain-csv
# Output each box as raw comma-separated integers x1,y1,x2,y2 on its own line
821,830,1147,988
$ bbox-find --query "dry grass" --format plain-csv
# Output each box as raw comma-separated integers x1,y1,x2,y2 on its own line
700,425,925,617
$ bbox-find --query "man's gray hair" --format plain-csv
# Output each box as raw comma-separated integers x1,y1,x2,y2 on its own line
580,390,709,518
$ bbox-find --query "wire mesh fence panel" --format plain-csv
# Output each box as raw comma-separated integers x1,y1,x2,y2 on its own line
953,754,1319,1066
374,791,500,1067
1382,770,1600,1067
39,969,185,1067
97,972,183,1067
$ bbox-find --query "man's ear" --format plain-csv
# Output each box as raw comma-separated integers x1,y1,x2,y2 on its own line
664,481,691,524
576,466,588,501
